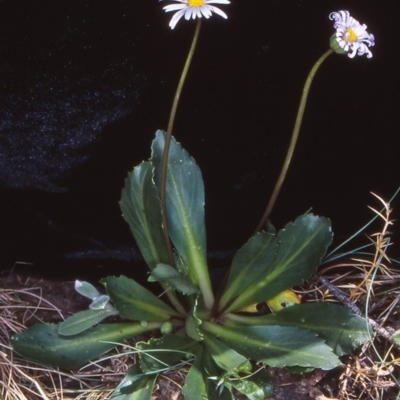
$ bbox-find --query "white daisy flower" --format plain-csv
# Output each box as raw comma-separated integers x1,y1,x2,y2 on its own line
329,11,375,58
160,0,230,30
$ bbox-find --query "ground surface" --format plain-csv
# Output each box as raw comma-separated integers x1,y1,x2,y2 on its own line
1,272,400,399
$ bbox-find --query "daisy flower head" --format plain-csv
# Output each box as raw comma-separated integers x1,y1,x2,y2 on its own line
160,0,230,30
329,11,375,58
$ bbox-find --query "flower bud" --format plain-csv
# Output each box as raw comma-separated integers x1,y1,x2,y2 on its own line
161,321,172,334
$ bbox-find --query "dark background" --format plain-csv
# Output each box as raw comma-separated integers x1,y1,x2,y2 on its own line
1,1,399,282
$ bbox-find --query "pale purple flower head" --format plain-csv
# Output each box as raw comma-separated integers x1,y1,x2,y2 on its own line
329,11,375,58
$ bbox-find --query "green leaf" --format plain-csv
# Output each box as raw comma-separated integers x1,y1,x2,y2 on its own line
149,263,199,295
393,331,400,346
186,315,203,341
58,308,118,336
201,345,235,400
285,366,315,374
151,130,214,308
102,275,179,321
222,214,332,313
110,364,158,400
219,231,277,309
246,367,274,399
137,334,197,373
182,346,208,400
202,322,340,369
11,321,162,369
184,346,267,400
186,345,235,400
241,303,371,356
75,280,102,299
229,379,265,400
266,219,276,235
120,161,169,271
203,332,251,374
89,294,112,310
185,296,204,341
174,252,189,276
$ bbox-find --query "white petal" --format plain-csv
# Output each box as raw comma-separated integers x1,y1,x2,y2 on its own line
347,45,358,58
185,8,195,20
163,4,187,12
200,5,213,18
209,6,228,19
195,7,203,19
169,9,186,29
206,0,231,3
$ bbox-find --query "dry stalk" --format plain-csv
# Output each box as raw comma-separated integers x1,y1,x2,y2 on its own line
316,193,400,399
0,288,119,400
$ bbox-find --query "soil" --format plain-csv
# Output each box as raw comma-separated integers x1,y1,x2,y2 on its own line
2,272,400,400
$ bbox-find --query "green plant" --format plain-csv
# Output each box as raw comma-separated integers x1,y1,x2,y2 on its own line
10,5,376,400
11,130,371,399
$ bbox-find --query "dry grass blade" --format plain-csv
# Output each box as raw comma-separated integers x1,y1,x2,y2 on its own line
0,287,120,400
309,192,400,399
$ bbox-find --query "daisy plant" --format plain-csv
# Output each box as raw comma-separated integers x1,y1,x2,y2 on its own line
11,7,376,400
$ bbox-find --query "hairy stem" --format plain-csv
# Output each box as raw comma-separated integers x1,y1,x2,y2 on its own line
254,49,333,234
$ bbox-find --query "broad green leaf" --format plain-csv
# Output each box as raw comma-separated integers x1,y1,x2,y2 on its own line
149,263,199,295
120,161,169,270
223,214,332,313
110,364,158,400
151,131,214,308
219,231,277,310
239,303,371,356
58,308,118,336
203,332,251,374
182,346,208,400
11,321,162,369
137,334,197,373
202,322,340,369
101,275,179,321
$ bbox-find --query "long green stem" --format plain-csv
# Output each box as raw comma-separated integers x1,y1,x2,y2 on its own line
254,49,333,234
160,19,202,266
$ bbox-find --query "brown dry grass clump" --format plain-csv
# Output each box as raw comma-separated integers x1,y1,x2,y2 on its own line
307,193,400,399
0,281,137,399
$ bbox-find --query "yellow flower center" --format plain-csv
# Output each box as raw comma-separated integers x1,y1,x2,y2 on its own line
188,0,205,7
345,28,358,42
